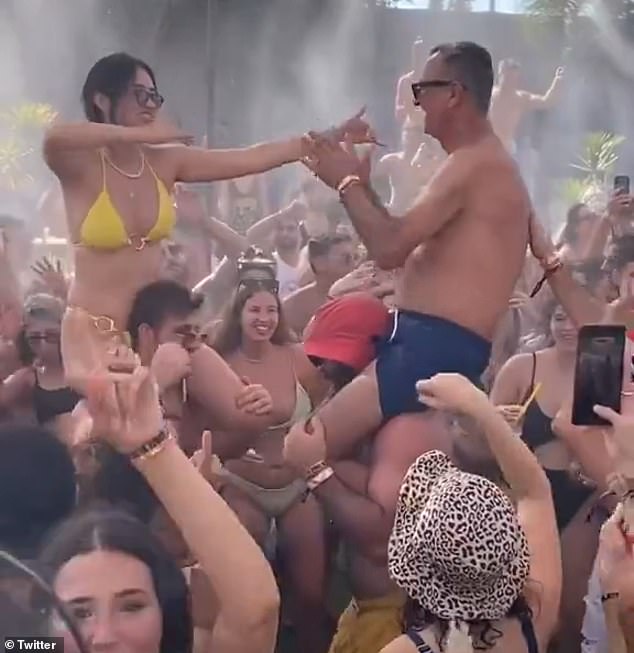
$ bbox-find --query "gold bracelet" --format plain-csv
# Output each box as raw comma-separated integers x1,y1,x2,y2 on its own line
305,460,330,480
336,174,362,197
306,466,334,491
129,428,174,462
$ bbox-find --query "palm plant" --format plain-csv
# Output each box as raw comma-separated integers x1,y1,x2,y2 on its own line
559,131,625,208
0,101,57,190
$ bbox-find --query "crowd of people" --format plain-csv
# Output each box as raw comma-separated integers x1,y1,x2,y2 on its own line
1,35,634,653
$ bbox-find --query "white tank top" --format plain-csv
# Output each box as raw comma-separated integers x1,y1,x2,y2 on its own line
273,251,301,299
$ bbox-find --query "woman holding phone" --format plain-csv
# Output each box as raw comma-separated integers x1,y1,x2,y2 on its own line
491,300,597,649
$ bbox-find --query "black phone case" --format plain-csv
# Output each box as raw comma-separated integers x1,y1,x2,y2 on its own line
572,325,625,426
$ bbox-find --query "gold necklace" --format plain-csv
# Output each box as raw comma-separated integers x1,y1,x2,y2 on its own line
103,148,146,179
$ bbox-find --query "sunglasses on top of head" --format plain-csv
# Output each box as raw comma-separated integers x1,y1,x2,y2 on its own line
411,79,464,106
132,85,165,109
238,277,280,295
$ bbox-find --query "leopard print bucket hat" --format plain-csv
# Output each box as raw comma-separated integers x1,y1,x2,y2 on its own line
388,450,530,621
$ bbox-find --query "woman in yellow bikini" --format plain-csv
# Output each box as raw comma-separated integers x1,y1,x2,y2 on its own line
43,52,372,397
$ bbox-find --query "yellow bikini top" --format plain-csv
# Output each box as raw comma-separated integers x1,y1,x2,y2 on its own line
78,149,175,250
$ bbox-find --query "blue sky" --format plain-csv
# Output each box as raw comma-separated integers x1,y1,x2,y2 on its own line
396,0,523,12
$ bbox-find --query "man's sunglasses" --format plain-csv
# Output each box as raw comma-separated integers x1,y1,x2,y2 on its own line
174,327,208,352
132,86,165,109
411,80,460,106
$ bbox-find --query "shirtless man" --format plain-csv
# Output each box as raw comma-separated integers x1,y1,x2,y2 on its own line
489,59,564,151
375,126,443,214
282,233,355,336
394,37,427,129
286,41,531,461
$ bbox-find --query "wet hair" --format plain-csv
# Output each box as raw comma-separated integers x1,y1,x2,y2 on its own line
402,594,532,650
0,426,75,559
430,42,494,114
128,281,203,351
556,203,591,247
212,282,293,356
38,508,192,653
81,52,157,123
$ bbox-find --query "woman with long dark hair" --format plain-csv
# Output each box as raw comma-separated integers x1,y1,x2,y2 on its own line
212,252,330,653
39,350,279,653
44,52,372,405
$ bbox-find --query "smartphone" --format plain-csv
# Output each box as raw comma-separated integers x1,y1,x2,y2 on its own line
572,325,625,426
615,175,631,195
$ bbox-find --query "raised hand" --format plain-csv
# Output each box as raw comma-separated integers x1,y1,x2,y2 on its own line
302,132,365,190
190,430,224,490
151,342,192,392
328,107,377,146
416,373,491,417
31,256,69,300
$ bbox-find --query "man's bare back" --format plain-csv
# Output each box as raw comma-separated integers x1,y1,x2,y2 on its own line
397,133,530,339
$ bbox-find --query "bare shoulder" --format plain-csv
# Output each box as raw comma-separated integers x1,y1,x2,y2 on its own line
143,143,186,185
500,351,535,377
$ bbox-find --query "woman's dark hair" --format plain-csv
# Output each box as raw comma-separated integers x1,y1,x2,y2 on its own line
38,508,192,653
82,52,157,123
403,594,532,650
556,203,589,247
212,283,293,355
90,444,161,524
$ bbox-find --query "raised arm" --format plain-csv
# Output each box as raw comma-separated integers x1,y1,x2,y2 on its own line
522,67,564,110
417,373,561,643
89,363,279,653
174,109,374,184
204,217,247,260
529,212,606,326
395,74,412,126
246,202,303,250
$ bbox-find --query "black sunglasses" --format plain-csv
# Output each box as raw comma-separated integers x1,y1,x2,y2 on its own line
132,85,165,109
411,80,459,106
238,278,280,295
26,332,60,344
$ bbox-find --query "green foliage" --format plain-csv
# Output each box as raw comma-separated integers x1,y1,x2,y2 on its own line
569,131,625,182
558,131,625,208
0,102,57,190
